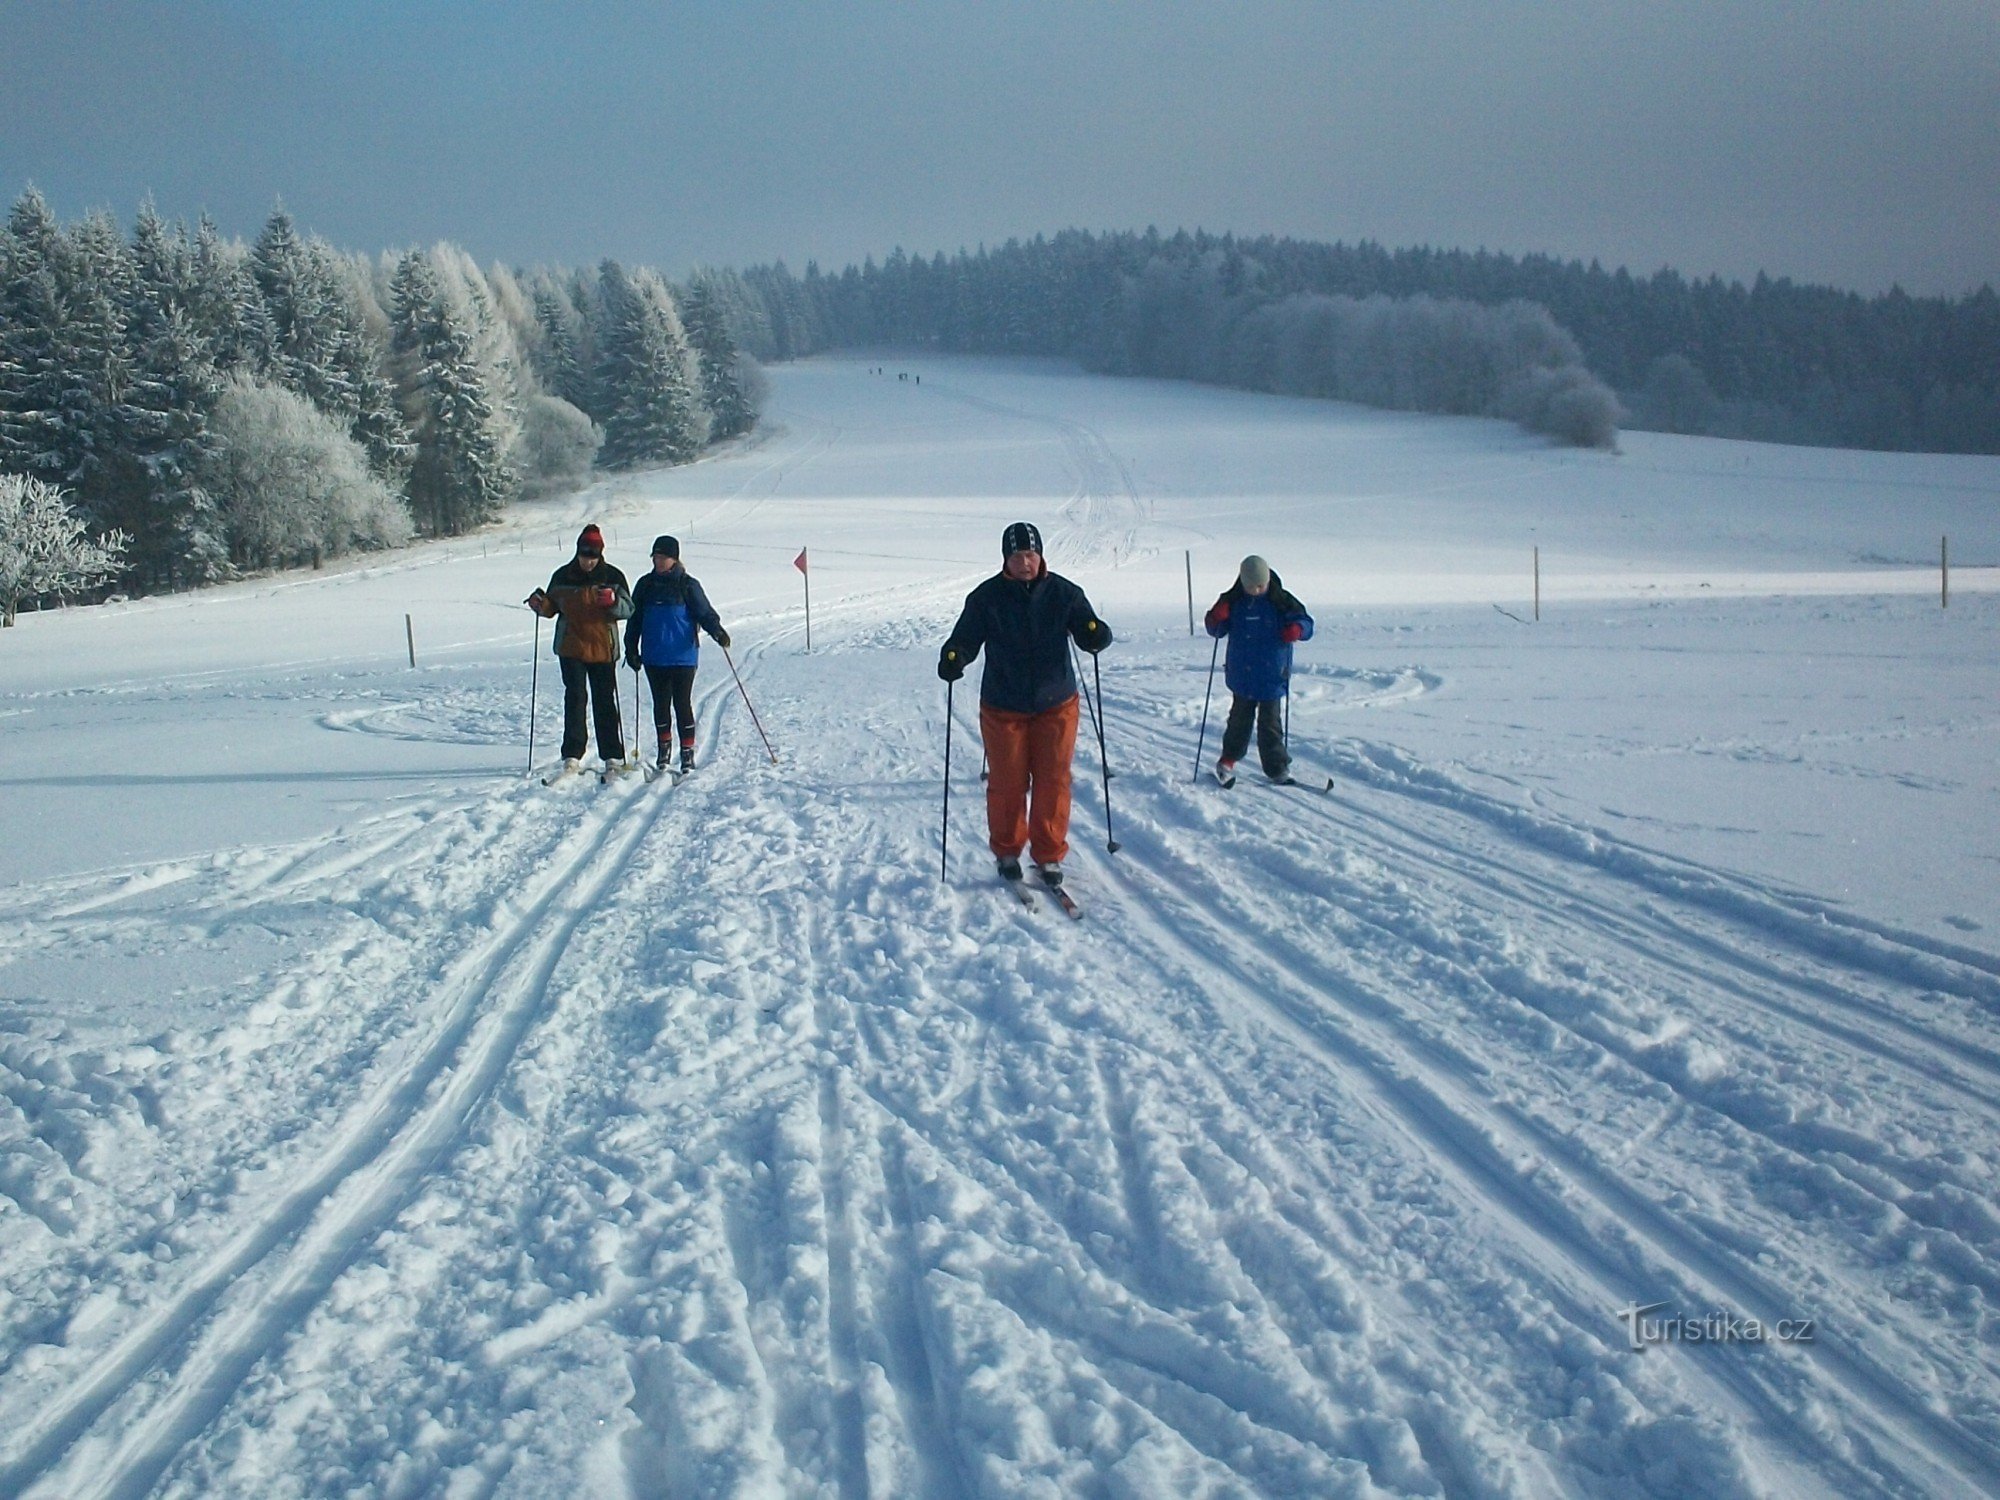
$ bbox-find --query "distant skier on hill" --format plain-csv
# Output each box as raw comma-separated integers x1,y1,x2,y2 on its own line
527,524,632,774
938,522,1112,889
1204,554,1313,784
624,535,729,776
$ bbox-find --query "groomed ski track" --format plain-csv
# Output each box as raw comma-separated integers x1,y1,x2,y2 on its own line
1,357,1997,1497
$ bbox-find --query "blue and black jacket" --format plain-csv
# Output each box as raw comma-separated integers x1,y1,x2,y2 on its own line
1205,572,1313,700
626,563,724,668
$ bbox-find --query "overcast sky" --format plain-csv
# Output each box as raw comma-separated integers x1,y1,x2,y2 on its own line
5,0,1996,297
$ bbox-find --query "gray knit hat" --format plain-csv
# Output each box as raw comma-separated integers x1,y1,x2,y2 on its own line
1239,555,1271,589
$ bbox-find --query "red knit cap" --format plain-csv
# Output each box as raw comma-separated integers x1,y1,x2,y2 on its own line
577,525,604,555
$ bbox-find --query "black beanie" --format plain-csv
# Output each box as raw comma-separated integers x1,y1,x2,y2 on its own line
651,535,679,558
1001,521,1042,557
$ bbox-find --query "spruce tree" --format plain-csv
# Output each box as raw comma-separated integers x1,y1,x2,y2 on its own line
680,272,754,440
393,250,512,535
595,263,708,470
0,188,69,482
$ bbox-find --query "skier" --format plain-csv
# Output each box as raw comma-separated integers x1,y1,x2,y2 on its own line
938,521,1111,889
624,535,729,775
527,524,632,775
1204,554,1313,783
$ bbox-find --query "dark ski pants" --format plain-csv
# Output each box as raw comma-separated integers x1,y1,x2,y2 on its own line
644,664,697,765
559,657,624,762
1221,693,1288,777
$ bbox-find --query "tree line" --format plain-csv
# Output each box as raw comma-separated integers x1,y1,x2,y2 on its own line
721,228,2000,454
0,188,759,615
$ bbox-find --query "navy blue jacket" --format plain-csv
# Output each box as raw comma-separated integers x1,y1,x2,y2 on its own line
625,564,723,668
1205,573,1313,700
941,564,1111,713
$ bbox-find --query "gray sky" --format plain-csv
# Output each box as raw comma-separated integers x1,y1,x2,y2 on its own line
5,0,1996,296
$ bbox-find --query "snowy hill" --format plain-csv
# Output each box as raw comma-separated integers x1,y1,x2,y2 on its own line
1,355,1997,1497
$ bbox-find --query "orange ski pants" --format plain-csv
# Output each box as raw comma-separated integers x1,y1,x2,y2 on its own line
980,694,1080,865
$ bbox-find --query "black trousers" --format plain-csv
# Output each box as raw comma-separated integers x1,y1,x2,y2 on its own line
559,657,624,761
1221,694,1288,776
644,664,697,755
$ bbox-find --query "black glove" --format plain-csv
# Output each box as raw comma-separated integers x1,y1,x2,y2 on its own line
625,646,641,670
937,647,965,682
1078,618,1109,654
714,628,731,649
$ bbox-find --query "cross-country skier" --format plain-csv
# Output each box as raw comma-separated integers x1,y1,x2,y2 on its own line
938,522,1111,889
527,524,632,774
1204,554,1313,783
624,535,729,775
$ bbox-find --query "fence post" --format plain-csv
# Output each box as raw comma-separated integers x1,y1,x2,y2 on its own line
1533,546,1541,622
1185,550,1194,635
406,614,416,668
1943,535,1950,609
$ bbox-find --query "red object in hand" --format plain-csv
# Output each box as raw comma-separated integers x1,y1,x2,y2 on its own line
1207,600,1229,626
594,587,616,607
1280,622,1304,643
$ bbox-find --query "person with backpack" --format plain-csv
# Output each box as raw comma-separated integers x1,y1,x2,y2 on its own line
624,535,728,775
527,524,633,774
938,522,1111,888
1204,554,1314,784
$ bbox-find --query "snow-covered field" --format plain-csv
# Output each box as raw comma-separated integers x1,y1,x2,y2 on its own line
2,354,1997,1498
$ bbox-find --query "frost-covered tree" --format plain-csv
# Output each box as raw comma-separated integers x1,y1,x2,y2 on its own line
0,472,127,626
680,271,757,440
528,277,592,413
251,210,411,482
189,216,275,374
390,248,514,535
205,373,410,569
0,187,71,483
595,262,708,469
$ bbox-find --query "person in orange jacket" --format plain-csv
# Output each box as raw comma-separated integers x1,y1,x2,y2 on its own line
527,524,633,772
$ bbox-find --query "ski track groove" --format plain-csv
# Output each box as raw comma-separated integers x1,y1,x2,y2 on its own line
1296,748,2000,1101
1086,800,1961,1495
0,745,684,1499
1085,695,2000,1490
806,898,873,1500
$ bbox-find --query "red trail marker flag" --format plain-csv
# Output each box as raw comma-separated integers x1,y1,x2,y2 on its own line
795,546,811,651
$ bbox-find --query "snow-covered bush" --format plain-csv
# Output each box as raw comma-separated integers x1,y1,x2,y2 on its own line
0,473,127,626
206,374,412,569
512,394,601,498
1496,364,1624,449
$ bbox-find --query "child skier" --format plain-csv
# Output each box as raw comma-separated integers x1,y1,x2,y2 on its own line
1204,554,1313,784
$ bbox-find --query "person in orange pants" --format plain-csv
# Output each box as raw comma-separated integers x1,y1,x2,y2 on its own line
939,522,1112,888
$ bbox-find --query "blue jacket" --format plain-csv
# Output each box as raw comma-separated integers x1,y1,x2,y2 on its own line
1205,573,1313,700
626,563,723,668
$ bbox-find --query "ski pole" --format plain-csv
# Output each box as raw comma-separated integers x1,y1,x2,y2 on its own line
941,678,954,882
1192,633,1220,782
631,664,645,768
527,613,542,774
1070,641,1116,779
1091,651,1120,854
721,644,779,763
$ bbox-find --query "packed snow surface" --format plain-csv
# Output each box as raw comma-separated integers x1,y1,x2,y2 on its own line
1,355,1998,1498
